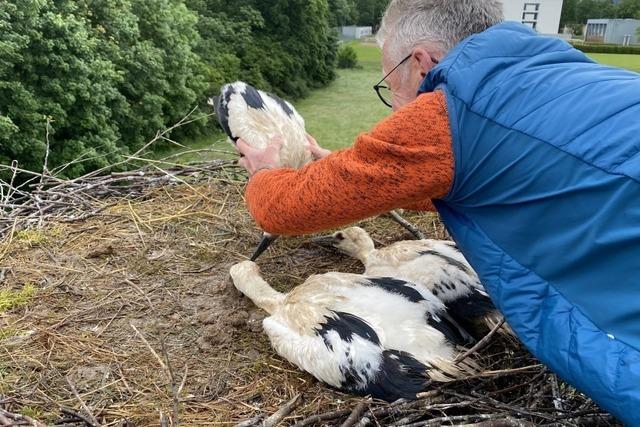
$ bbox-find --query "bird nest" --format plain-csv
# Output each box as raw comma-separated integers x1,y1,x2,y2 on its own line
0,159,621,426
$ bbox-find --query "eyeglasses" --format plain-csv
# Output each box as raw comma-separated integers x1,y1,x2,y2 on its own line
373,54,439,108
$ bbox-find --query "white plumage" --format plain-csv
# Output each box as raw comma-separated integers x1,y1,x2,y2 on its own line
230,260,479,401
313,227,509,336
212,81,312,168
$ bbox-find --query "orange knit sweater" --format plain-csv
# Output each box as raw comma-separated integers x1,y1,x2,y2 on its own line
245,90,454,235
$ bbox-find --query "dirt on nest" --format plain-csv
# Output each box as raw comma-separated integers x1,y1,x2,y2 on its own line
0,175,455,426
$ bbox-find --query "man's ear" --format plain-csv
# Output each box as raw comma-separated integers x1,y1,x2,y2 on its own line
412,47,437,78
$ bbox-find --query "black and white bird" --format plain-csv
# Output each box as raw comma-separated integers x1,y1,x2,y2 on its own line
312,227,509,338
211,81,313,261
212,81,427,261
230,260,478,401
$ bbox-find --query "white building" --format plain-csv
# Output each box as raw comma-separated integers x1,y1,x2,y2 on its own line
339,26,373,40
585,19,640,45
503,0,564,35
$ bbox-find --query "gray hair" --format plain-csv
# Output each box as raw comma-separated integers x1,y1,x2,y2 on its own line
377,0,503,61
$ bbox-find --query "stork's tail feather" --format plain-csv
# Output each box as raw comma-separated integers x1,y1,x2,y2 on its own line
363,349,431,401
427,355,481,382
229,261,284,315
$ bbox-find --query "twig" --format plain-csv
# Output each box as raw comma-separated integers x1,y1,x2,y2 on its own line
262,393,302,427
233,416,263,427
41,117,53,184
130,323,168,372
403,413,519,426
60,407,101,427
160,335,181,427
160,412,169,427
548,372,564,413
0,408,48,427
387,210,426,239
65,377,101,427
455,318,506,364
453,417,537,427
158,147,236,162
290,409,352,427
340,401,367,427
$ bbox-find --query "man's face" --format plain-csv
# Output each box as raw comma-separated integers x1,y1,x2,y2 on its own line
381,44,424,111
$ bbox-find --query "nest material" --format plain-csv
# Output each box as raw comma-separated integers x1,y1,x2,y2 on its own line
0,159,621,426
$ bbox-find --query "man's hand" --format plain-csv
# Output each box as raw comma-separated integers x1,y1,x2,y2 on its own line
236,138,283,176
305,134,332,160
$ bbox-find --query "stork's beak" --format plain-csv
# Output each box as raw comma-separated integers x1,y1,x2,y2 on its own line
250,233,279,261
311,235,341,249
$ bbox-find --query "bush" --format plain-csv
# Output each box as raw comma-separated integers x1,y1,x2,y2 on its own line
0,0,339,179
337,44,359,68
0,0,207,178
569,41,640,54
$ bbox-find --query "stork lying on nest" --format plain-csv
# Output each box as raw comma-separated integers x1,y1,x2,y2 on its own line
230,260,478,401
211,81,426,261
313,227,511,338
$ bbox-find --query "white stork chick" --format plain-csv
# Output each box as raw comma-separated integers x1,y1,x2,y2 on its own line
229,260,479,401
211,81,312,168
212,82,312,261
313,227,508,337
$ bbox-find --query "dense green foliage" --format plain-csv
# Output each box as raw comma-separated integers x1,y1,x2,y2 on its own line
561,0,640,33
328,0,389,28
186,0,337,99
337,44,359,68
0,0,338,177
571,41,640,54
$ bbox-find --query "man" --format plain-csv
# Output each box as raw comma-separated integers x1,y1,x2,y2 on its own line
236,0,640,423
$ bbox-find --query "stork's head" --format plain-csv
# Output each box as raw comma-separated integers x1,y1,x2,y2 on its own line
312,227,375,262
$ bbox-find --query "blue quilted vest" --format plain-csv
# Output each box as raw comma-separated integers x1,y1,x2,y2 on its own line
419,22,640,424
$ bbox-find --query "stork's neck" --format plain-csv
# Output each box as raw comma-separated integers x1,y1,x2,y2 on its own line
357,247,377,267
232,269,285,315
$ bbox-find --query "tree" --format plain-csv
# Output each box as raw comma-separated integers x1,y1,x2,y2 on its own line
575,0,617,23
328,0,357,27
559,0,578,31
0,0,124,176
83,0,208,148
327,0,389,28
0,0,208,177
560,0,623,33
617,0,640,18
186,0,338,99
0,0,339,178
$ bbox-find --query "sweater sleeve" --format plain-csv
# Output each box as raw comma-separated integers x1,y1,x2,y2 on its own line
244,90,454,235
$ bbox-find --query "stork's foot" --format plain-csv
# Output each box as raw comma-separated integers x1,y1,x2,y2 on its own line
387,210,426,240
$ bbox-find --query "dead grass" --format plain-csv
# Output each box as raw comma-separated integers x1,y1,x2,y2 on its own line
0,165,619,426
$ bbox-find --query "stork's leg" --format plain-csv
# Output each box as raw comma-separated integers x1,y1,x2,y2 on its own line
387,210,426,240
229,261,284,314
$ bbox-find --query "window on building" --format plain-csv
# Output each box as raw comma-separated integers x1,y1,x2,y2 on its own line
521,3,540,31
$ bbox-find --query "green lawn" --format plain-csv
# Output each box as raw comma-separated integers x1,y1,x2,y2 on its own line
587,53,640,73
295,42,388,150
163,44,640,162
